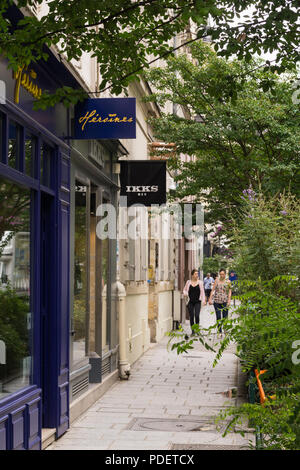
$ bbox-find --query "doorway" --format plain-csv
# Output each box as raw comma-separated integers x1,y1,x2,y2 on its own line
40,192,55,428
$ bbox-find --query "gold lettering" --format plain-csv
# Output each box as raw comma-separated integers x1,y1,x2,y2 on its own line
108,114,117,123
78,111,89,123
13,66,24,104
13,65,42,104
77,111,134,130
29,69,37,79
79,110,97,131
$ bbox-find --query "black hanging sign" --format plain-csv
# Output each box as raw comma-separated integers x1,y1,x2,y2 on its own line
120,161,166,206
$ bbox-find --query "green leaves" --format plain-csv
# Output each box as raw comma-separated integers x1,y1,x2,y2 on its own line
1,0,299,103
232,193,300,281
166,323,216,355
145,42,300,227
32,87,87,110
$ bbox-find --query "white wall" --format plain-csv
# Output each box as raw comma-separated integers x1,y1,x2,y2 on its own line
124,292,151,365
156,288,173,343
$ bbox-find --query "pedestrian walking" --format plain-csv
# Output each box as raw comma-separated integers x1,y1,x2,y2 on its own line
183,269,206,335
209,268,231,335
203,272,214,303
229,270,238,306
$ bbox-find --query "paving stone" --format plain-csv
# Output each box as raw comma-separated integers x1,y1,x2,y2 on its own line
48,306,253,451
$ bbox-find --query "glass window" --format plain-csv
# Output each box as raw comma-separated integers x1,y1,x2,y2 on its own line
89,189,97,354
0,176,33,399
0,113,3,161
25,132,36,178
73,182,88,365
101,199,110,351
8,121,21,170
40,143,53,187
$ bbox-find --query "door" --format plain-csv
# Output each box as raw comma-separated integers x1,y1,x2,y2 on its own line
40,192,55,428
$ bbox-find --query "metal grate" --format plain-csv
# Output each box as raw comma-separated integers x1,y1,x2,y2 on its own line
101,357,111,377
127,417,229,433
72,376,89,398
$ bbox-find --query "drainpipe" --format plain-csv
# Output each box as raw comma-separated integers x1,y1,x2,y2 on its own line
116,278,130,379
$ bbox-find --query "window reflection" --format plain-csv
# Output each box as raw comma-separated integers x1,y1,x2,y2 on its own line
40,143,52,187
0,176,32,399
25,132,36,178
8,121,21,170
73,183,88,365
101,199,109,351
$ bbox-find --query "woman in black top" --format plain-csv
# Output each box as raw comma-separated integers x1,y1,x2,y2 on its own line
183,269,206,334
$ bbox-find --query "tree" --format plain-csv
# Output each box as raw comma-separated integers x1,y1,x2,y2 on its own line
231,191,300,281
144,41,300,226
0,0,299,108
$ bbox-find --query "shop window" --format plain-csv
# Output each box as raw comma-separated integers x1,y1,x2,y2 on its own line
73,182,88,364
0,176,33,399
40,142,53,188
101,231,109,351
8,121,21,170
0,113,4,161
25,132,36,178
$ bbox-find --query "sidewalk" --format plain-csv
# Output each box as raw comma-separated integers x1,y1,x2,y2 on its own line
47,305,254,450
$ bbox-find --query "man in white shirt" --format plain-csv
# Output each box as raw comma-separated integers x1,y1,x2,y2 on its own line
203,273,214,303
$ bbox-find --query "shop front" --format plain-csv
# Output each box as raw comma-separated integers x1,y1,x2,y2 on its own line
0,45,75,449
69,139,121,402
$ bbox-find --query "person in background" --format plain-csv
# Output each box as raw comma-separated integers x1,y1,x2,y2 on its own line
183,269,206,335
209,268,231,336
229,270,238,306
203,272,214,303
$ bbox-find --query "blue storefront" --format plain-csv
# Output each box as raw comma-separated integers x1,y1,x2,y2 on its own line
0,20,79,448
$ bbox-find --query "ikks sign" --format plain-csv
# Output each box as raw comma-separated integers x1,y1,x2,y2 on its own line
74,97,136,139
120,161,166,206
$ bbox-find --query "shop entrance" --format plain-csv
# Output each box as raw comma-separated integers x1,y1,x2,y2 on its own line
40,192,56,428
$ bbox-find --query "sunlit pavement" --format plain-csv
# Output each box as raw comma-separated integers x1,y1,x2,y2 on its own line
47,304,254,450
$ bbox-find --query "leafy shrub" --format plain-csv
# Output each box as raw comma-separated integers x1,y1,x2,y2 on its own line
231,192,300,282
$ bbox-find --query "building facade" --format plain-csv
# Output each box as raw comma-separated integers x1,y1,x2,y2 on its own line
0,5,204,450
0,9,75,446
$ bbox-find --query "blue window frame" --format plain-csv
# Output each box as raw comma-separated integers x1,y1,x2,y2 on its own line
0,106,71,449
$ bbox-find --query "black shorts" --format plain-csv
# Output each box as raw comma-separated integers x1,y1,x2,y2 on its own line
205,289,211,298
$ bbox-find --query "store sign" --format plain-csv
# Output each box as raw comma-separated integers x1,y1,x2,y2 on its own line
120,161,166,206
13,65,42,104
74,98,136,139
